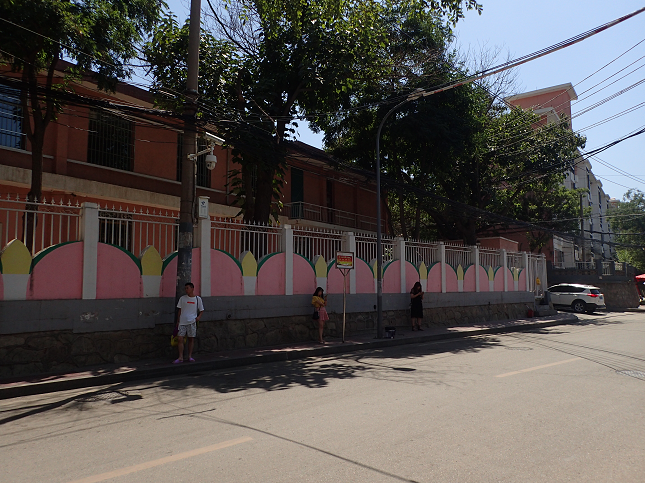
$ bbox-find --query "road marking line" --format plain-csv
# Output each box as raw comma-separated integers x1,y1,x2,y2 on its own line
496,358,582,378
67,436,253,483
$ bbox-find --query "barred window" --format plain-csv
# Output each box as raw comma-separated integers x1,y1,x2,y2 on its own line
0,85,25,149
176,133,210,188
88,109,134,171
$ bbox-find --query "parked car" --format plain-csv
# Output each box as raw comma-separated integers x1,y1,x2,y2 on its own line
546,284,606,314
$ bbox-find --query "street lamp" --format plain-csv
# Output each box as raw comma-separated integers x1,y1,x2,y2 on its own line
375,89,427,338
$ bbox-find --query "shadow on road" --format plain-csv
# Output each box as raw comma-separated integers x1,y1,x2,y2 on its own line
154,334,503,395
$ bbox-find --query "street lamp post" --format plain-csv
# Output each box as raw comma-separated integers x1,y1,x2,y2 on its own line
375,89,425,339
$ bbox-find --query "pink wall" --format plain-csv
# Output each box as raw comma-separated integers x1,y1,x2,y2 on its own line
463,265,476,292
446,265,458,292
427,263,441,292
327,263,350,294
211,250,244,296
405,262,419,293
96,243,142,299
257,253,286,295
478,266,490,292
494,267,509,291
518,270,527,291
28,242,83,300
293,254,316,294
160,248,200,297
355,258,374,294
383,260,401,293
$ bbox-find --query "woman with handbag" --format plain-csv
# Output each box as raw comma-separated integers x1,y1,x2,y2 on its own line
312,287,329,344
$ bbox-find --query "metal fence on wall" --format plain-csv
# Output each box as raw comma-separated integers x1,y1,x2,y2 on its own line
211,217,282,261
98,205,179,259
356,233,395,265
0,194,81,255
293,226,344,263
405,240,439,268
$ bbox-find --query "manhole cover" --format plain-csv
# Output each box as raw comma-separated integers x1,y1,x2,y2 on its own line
75,390,132,402
505,347,533,351
617,370,645,380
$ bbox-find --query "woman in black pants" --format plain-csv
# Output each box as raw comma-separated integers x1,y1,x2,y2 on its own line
410,281,424,331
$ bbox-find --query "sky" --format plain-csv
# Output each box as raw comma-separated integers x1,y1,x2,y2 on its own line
160,0,645,201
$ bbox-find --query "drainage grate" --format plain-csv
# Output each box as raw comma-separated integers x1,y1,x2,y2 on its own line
617,370,645,380
505,347,533,351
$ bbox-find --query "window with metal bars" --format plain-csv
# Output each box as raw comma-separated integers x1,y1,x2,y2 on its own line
87,109,134,171
0,85,25,149
176,133,211,188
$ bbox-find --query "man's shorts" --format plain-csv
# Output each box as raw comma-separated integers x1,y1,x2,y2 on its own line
178,322,197,338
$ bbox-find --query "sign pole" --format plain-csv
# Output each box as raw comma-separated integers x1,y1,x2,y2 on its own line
335,252,355,345
342,269,348,343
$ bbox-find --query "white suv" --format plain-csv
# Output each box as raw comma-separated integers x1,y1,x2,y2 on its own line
546,284,606,314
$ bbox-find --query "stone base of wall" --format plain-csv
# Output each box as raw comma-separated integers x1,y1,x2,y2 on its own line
594,281,640,309
0,302,531,378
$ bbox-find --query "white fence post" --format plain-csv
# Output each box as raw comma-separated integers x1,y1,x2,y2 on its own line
440,242,446,293
523,252,530,292
282,224,293,295
343,231,357,294
197,197,211,297
472,245,480,292
501,249,508,292
80,202,99,300
396,237,406,293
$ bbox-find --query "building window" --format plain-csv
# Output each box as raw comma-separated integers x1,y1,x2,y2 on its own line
0,85,25,149
176,133,211,188
87,109,134,171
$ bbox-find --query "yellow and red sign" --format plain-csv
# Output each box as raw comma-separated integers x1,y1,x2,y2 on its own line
336,252,354,270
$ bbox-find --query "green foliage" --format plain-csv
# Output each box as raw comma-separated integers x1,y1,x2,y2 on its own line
611,190,645,272
144,0,482,222
324,50,587,245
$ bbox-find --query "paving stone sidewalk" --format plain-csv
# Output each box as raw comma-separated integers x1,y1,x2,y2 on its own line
0,313,578,400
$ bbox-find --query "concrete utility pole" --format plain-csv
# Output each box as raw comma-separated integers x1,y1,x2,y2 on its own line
176,0,201,302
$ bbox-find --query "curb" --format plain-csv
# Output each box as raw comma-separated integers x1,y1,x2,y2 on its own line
0,315,578,400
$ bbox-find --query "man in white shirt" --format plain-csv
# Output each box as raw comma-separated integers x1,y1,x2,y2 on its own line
174,282,204,363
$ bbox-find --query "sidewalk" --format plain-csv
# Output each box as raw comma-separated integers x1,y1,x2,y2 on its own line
0,313,578,400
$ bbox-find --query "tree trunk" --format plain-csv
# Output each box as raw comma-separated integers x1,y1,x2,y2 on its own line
253,166,275,222
23,135,44,253
241,164,255,222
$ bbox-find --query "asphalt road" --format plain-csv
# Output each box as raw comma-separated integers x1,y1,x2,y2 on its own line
1,311,644,483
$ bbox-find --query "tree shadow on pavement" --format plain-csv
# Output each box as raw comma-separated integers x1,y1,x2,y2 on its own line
154,334,503,394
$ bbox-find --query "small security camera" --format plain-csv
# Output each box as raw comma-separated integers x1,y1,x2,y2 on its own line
205,154,217,170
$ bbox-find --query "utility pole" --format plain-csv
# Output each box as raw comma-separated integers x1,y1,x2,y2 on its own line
176,0,201,302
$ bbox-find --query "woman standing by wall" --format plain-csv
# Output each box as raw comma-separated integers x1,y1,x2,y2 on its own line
312,287,329,344
410,281,424,331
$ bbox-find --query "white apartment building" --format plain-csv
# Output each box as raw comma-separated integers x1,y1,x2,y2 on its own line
506,83,616,268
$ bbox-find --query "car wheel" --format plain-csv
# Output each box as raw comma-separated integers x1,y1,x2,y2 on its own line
571,300,586,313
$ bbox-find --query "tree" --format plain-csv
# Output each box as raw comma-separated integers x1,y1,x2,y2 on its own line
323,39,586,246
611,190,645,272
0,0,163,248
145,0,482,222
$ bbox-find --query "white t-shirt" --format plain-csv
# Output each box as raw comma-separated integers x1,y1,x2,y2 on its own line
177,295,204,325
